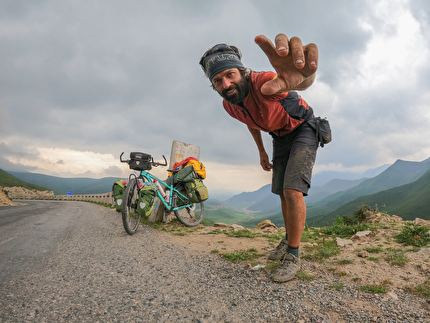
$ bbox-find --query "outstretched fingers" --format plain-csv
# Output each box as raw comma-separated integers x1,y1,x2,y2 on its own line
289,36,305,69
256,33,319,94
255,33,291,58
274,33,290,57
304,42,318,70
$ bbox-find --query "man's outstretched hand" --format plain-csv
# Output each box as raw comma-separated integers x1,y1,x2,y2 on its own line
255,33,318,95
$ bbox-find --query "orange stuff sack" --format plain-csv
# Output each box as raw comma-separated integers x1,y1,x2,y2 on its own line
169,157,206,179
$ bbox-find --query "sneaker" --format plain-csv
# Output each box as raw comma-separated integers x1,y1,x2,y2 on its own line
272,253,300,282
268,238,288,260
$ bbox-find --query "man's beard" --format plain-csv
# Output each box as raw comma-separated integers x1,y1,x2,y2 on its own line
221,75,250,105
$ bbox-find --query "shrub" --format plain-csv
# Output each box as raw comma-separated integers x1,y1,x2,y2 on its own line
321,216,372,238
395,224,430,247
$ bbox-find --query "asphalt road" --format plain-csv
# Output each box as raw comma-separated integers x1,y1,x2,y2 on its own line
0,200,85,280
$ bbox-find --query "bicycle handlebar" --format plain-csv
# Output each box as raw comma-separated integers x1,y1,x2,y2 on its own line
154,155,168,167
120,152,168,167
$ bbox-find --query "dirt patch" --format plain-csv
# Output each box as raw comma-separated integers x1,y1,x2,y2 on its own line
168,225,277,256
164,215,430,293
0,187,18,206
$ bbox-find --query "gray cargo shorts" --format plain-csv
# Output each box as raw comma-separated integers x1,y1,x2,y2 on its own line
271,122,318,196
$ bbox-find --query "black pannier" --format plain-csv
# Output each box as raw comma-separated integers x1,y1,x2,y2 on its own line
128,152,152,171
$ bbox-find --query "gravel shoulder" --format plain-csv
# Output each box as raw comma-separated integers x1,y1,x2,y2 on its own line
1,202,429,322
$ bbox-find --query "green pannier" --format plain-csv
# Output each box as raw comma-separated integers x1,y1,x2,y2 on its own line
166,165,195,185
185,179,209,203
112,180,126,212
137,184,158,217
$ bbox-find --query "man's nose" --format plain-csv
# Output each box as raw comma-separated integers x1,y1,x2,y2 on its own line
222,77,232,89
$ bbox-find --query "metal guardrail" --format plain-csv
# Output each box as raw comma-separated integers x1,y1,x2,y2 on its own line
9,192,114,205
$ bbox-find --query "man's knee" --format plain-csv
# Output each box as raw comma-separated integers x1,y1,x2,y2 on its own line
283,188,303,203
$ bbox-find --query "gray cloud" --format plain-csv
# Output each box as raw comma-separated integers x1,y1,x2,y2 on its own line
1,0,429,188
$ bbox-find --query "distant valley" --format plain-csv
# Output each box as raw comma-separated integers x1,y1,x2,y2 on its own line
3,157,430,228
205,157,430,228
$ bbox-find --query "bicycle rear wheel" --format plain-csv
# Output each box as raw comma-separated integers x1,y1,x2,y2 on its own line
173,190,204,227
122,178,141,235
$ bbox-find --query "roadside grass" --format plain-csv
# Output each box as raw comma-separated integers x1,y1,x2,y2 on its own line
203,227,285,247
364,246,383,254
296,271,316,281
329,282,344,290
265,261,280,273
359,284,388,294
334,259,354,265
404,280,430,299
221,248,264,263
385,251,409,266
302,238,341,261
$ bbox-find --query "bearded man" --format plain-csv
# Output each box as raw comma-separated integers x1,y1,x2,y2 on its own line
199,34,319,282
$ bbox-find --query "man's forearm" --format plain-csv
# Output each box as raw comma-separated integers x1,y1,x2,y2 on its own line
247,126,266,154
248,126,273,171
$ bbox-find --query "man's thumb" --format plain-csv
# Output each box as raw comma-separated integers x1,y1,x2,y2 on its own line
260,78,285,96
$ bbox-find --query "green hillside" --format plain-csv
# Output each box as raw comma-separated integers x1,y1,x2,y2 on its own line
0,169,49,191
309,169,430,227
307,158,430,219
9,171,119,195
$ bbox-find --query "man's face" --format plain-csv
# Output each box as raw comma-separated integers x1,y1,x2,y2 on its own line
211,68,249,104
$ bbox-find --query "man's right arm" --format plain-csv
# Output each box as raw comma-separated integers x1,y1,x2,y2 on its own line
247,126,273,171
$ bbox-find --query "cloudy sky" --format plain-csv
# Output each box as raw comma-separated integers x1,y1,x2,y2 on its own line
1,0,430,196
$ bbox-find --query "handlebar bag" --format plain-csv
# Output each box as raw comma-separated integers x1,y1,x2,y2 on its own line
129,152,152,171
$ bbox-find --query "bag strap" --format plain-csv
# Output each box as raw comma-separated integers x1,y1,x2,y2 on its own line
315,118,325,148
308,117,325,148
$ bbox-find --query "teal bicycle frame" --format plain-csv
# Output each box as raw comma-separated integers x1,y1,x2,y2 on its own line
134,170,193,212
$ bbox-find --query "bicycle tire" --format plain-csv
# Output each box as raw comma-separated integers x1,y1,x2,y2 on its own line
173,190,204,227
122,178,141,235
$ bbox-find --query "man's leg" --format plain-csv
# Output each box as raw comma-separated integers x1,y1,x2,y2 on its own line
273,159,311,282
282,188,306,249
270,124,316,277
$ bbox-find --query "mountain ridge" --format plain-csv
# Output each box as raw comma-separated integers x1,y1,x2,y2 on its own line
213,157,430,227
309,168,430,226
7,170,119,195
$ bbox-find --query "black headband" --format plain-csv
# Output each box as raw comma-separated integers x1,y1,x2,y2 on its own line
201,49,244,81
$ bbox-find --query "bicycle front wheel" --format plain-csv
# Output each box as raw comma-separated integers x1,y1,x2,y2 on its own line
122,178,141,235
173,190,204,227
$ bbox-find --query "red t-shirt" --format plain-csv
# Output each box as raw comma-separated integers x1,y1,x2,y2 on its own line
223,71,313,137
